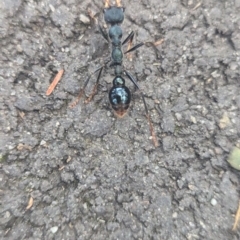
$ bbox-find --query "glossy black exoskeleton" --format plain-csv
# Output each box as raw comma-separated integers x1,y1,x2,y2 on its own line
109,76,131,117
70,0,158,147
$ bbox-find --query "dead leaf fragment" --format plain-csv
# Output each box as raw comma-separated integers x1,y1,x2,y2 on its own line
18,111,25,119
46,69,64,96
233,200,240,231
228,147,240,170
219,112,230,129
17,143,32,151
26,196,33,210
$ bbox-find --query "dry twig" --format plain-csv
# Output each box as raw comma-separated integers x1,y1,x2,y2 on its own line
46,69,64,95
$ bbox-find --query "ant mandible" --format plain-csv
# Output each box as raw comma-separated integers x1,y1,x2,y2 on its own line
70,0,159,147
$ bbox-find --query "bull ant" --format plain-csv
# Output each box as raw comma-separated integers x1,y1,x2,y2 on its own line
70,0,159,147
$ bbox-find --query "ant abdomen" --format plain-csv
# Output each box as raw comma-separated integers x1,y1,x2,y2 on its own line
109,76,131,117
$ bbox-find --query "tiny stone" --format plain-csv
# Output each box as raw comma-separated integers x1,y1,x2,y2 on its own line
49,4,55,12
211,71,220,78
190,116,197,124
175,113,182,121
219,112,230,129
16,44,23,52
8,145,15,150
172,212,178,218
79,14,90,24
211,198,217,206
40,140,46,145
50,226,58,234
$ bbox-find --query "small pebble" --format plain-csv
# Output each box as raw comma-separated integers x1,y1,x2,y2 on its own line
40,140,46,146
50,226,58,234
211,198,217,206
172,212,178,218
49,4,55,12
79,14,90,24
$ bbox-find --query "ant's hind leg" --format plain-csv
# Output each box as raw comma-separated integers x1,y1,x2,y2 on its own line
69,66,103,108
124,70,159,147
84,67,104,104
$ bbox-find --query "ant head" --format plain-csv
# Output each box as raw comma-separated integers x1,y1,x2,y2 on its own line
104,6,124,24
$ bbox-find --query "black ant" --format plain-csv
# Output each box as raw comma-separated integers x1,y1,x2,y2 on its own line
70,0,159,147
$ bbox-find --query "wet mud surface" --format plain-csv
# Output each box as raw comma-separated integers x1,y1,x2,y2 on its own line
1,0,240,239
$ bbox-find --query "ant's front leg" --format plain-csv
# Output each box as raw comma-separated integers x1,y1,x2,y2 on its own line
122,31,135,61
87,9,109,42
122,32,163,60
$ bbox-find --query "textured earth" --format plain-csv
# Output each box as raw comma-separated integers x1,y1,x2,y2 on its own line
1,0,240,239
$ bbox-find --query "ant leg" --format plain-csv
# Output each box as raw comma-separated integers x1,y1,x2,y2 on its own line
122,31,135,61
98,25,109,42
126,33,134,61
88,9,109,42
122,31,134,46
122,33,145,59
84,66,104,103
124,39,164,54
124,42,145,54
124,70,159,147
69,66,103,108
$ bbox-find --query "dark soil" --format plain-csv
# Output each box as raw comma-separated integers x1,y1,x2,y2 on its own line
1,0,240,239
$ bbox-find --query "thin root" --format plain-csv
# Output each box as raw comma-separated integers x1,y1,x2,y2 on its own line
147,114,159,147
233,200,240,231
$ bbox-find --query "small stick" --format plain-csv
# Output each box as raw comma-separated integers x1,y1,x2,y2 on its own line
154,39,164,46
26,196,33,210
147,114,159,147
192,2,202,11
46,69,64,96
233,200,240,231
